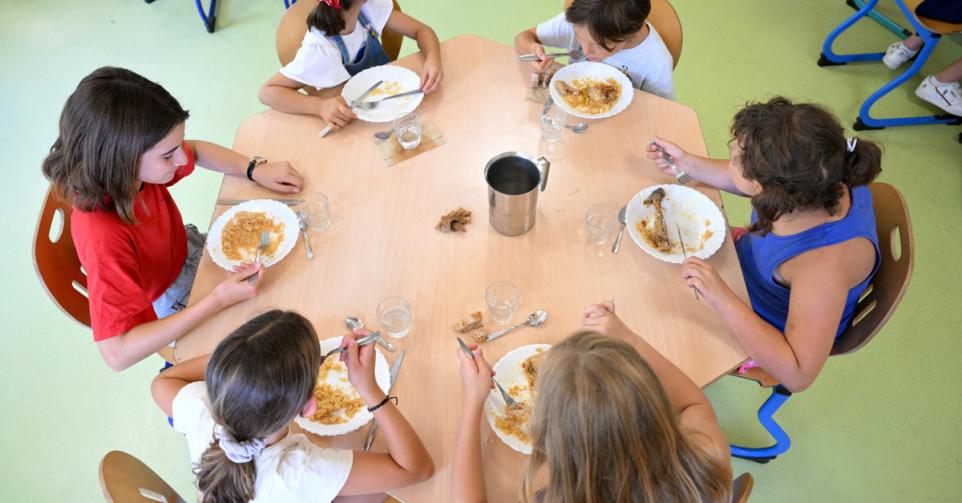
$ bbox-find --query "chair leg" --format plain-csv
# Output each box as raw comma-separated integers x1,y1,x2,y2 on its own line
847,0,912,37
194,0,218,33
818,0,885,66
730,385,793,464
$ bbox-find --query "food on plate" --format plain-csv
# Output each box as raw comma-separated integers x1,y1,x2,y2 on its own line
493,348,547,444
220,211,284,261
638,188,672,253
309,357,364,425
367,80,403,98
521,349,545,389
554,77,621,114
436,207,473,233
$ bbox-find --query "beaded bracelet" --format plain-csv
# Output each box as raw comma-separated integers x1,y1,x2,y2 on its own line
367,395,398,412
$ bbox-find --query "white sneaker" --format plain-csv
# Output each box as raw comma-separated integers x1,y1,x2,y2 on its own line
882,41,918,70
915,75,962,116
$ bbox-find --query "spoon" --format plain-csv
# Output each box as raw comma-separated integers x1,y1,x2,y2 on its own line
612,205,628,254
374,129,392,140
323,332,380,359
485,310,548,343
345,316,397,352
567,122,588,133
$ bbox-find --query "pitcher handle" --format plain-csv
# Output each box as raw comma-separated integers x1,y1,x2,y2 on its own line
537,157,551,192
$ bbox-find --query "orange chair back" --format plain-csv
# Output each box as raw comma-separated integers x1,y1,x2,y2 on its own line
99,450,185,503
33,187,90,327
731,472,754,503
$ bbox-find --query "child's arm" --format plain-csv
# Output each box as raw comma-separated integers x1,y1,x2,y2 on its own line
581,301,730,460
451,343,493,503
338,333,435,495
186,140,303,194
151,354,211,417
646,138,748,196
383,12,443,93
97,264,262,371
257,73,358,129
514,27,554,74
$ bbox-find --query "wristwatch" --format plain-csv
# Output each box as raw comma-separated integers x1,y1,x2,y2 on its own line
246,156,267,181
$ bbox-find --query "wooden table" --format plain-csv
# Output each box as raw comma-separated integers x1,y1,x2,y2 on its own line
175,35,749,503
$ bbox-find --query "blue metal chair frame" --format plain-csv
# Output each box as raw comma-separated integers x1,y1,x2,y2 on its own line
145,0,219,34
729,385,793,463
849,0,912,37
818,0,962,130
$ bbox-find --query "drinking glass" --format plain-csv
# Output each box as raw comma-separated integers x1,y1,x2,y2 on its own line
540,105,567,142
393,112,422,150
377,296,412,339
485,281,520,324
304,192,331,231
585,204,617,245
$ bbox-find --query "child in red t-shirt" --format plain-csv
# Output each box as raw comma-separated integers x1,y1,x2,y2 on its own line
42,66,305,371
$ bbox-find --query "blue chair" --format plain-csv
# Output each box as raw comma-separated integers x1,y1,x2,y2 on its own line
729,183,915,463
145,0,219,34
818,0,962,132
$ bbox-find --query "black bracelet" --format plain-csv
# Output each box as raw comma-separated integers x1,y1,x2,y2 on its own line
245,159,257,181
367,395,398,412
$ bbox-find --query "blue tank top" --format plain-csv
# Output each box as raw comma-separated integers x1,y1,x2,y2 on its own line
735,185,880,337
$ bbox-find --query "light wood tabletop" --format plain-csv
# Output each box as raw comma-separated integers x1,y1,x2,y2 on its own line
174,34,749,503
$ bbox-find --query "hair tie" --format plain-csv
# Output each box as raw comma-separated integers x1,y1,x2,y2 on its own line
846,137,858,153
214,425,265,464
319,0,342,8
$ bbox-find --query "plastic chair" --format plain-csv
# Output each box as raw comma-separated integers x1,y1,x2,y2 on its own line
562,0,682,69
145,0,219,34
33,187,90,327
731,472,755,503
276,0,403,82
818,0,962,132
99,450,186,503
729,182,915,463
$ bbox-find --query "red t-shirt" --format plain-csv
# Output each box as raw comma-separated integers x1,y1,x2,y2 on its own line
72,144,196,341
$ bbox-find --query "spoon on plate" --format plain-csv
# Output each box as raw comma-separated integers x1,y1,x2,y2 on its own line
485,310,548,343
346,316,397,352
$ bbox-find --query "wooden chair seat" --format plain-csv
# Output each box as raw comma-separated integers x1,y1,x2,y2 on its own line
901,0,962,35
34,187,89,327
731,472,755,503
99,450,185,503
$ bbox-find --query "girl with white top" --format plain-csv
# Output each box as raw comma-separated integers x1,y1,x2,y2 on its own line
152,310,434,502
259,0,442,132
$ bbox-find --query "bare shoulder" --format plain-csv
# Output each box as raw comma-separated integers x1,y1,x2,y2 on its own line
782,237,875,288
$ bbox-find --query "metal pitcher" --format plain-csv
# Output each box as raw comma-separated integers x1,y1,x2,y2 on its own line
485,152,551,236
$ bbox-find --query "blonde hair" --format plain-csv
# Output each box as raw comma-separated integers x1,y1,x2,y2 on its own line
521,331,732,503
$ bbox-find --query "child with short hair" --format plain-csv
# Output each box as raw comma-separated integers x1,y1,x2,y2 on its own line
453,304,731,503
514,0,675,100
647,97,883,392
259,0,443,131
42,66,304,371
152,310,434,503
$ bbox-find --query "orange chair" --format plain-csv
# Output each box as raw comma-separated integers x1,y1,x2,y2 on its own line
33,187,89,327
731,472,755,503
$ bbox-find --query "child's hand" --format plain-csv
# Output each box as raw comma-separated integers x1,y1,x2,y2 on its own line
580,300,631,339
681,257,738,311
420,55,443,93
342,330,382,403
318,96,356,130
211,263,263,308
251,161,303,194
526,44,554,74
456,343,494,410
647,137,692,176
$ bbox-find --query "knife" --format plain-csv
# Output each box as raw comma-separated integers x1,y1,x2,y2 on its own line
319,79,384,138
216,198,304,206
360,89,424,106
363,350,405,451
675,223,700,300
517,51,570,61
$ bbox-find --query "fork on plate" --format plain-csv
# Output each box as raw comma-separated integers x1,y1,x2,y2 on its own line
247,231,270,283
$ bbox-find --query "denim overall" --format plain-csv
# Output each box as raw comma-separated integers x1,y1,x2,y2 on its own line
330,11,391,75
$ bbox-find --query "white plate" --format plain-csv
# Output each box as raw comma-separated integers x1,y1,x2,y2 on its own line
548,61,634,120
625,184,727,263
294,336,391,436
206,199,299,271
484,343,551,455
342,65,423,123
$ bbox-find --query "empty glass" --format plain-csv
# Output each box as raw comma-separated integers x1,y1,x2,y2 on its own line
585,204,618,245
393,112,422,150
540,105,567,142
304,192,331,231
485,281,520,324
377,296,412,339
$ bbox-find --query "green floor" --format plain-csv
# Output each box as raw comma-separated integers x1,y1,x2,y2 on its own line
2,1,960,501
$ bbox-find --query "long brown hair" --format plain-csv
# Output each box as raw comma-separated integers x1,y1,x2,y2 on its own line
307,0,357,35
731,97,882,235
195,310,321,503
566,0,651,52
521,332,732,503
41,66,189,224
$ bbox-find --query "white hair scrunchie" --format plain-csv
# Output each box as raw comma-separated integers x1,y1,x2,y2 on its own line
214,425,266,464
846,137,858,153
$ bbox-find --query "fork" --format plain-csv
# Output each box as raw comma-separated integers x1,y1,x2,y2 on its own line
676,224,701,300
456,337,520,407
354,89,424,110
323,332,381,359
247,231,270,283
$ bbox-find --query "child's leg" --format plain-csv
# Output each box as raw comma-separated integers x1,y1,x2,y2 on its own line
152,224,205,319
901,33,923,51
935,57,962,84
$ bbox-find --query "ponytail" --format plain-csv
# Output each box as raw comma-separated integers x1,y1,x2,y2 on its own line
307,0,356,35
195,441,258,503
843,137,883,187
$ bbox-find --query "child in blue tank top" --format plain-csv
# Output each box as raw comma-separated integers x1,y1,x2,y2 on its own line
646,97,883,392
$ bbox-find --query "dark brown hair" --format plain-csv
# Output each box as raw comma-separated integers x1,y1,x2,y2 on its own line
41,66,189,224
521,332,732,503
195,310,321,503
731,97,882,235
307,0,357,35
565,0,651,52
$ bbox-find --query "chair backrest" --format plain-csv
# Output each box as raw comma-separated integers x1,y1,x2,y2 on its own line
731,472,754,503
561,0,683,69
832,182,914,356
33,187,90,327
900,0,962,35
276,0,403,75
99,450,186,503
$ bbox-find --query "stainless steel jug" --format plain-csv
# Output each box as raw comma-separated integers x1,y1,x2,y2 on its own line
485,152,551,236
